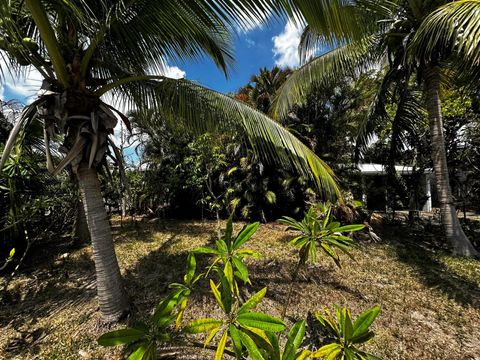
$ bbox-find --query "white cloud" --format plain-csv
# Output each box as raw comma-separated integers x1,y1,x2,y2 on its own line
162,64,186,79
0,56,43,103
272,20,304,68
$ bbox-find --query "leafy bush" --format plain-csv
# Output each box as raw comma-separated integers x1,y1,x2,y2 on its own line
279,203,364,268
186,278,285,359
194,216,262,294
309,306,381,360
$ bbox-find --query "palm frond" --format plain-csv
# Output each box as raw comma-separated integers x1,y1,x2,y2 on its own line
355,67,396,162
111,76,341,199
284,0,383,47
412,0,480,66
0,98,44,169
271,35,385,120
298,25,326,64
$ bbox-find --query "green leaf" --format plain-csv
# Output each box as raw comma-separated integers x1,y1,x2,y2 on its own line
266,331,281,360
98,328,146,347
224,261,234,288
229,325,243,359
351,330,375,344
320,243,341,267
215,269,233,313
343,308,354,343
238,287,267,314
232,256,249,283
326,221,341,230
215,330,228,360
193,247,219,255
205,327,220,347
333,224,365,233
184,318,222,334
225,214,234,247
184,253,196,284
283,320,306,360
128,343,148,360
9,248,15,258
210,280,225,312
237,312,285,332
296,349,311,360
352,306,381,338
233,222,260,250
309,343,342,358
216,239,229,256
239,331,265,360
237,249,262,259
152,292,181,324
175,298,188,329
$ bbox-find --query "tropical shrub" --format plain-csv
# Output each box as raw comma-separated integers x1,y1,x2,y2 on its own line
185,276,285,359
309,306,381,360
279,203,364,268
194,216,262,294
279,203,365,317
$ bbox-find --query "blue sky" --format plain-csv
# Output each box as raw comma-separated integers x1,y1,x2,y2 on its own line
179,20,300,93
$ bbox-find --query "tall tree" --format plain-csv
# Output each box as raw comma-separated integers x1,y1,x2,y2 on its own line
237,66,292,113
273,0,479,257
0,0,339,321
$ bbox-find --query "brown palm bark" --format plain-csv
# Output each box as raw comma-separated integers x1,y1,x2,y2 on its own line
424,65,478,257
77,163,129,321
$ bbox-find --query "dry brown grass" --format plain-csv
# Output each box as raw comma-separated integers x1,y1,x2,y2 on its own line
1,218,479,359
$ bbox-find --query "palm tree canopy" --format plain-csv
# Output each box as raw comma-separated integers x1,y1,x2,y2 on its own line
273,0,480,120
412,0,480,68
0,0,341,199
272,0,480,152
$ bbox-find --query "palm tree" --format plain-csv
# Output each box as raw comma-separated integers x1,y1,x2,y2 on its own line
249,66,292,113
272,0,479,257
0,0,340,322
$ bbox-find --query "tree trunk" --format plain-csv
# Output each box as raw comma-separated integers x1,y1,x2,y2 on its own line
424,65,478,257
77,163,129,322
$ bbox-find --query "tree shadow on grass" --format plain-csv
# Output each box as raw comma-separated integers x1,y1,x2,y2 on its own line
247,258,367,304
0,250,97,358
0,251,96,328
122,233,214,318
112,219,218,245
383,225,480,309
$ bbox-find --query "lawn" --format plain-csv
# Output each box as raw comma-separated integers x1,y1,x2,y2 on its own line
1,218,479,359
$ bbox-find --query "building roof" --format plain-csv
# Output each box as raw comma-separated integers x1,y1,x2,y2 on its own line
357,163,433,175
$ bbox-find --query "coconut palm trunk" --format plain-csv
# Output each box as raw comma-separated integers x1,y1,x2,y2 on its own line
424,65,478,257
77,163,129,321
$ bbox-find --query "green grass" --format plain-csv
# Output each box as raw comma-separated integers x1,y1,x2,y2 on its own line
0,218,479,359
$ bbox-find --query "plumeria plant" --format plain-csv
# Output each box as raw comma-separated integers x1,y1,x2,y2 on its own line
279,203,365,268
194,216,262,295
279,203,365,317
309,306,381,360
185,268,286,359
